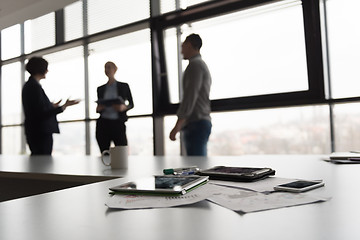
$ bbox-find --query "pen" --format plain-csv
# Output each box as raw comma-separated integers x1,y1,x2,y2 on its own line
163,166,199,175
177,170,197,175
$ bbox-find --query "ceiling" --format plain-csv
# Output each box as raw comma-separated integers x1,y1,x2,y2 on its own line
0,0,77,30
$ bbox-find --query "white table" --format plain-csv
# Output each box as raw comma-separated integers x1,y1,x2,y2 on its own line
0,154,359,240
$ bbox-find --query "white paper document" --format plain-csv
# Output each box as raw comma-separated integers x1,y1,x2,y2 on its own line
206,184,329,213
209,177,302,193
105,184,213,209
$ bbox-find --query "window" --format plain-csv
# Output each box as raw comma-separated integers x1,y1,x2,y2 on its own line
87,0,150,35
1,62,22,125
88,29,152,119
1,25,21,60
87,29,152,155
165,0,308,103
164,116,181,155
160,0,212,14
127,117,153,155
333,103,360,151
208,106,331,155
64,0,83,41
164,28,180,103
42,46,85,121
24,13,55,53
322,0,360,99
0,0,344,156
90,121,99,155
2,126,23,154
90,117,153,155
53,122,85,155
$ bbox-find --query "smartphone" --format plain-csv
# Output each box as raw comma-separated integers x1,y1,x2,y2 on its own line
274,180,324,193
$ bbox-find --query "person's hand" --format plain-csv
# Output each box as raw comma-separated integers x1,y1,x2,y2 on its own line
112,104,127,112
169,127,179,141
96,104,106,113
62,99,80,111
52,100,62,108
169,118,185,141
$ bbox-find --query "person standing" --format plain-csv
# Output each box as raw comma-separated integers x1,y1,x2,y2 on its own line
96,61,134,153
169,34,212,156
22,56,80,155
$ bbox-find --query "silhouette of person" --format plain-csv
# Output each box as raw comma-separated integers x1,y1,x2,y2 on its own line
169,34,212,156
96,61,134,153
22,56,80,155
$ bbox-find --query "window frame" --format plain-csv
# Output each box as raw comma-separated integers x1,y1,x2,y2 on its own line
151,0,326,115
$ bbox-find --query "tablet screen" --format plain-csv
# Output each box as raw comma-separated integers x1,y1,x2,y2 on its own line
155,176,198,189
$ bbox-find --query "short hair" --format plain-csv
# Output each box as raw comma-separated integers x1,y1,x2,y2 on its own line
185,34,202,50
26,57,48,75
105,61,118,71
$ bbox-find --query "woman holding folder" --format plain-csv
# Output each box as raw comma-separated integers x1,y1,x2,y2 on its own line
96,61,134,153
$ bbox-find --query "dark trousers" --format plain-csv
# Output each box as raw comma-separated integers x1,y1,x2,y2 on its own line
183,119,212,156
26,132,53,155
96,118,127,153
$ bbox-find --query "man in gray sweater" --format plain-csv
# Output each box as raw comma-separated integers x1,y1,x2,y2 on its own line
169,34,212,156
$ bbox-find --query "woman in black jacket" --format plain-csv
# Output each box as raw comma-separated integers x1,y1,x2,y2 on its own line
22,57,79,155
95,61,134,153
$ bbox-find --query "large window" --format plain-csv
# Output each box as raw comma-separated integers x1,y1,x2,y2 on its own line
209,106,331,155
160,0,212,14
2,127,23,155
1,62,22,125
323,0,360,99
87,0,150,35
90,117,154,156
165,0,308,103
1,25,21,60
163,28,180,103
333,103,360,151
87,29,152,156
1,0,360,156
64,0,83,41
88,29,152,119
164,116,181,156
53,122,85,155
24,13,55,53
126,117,153,155
42,46,85,121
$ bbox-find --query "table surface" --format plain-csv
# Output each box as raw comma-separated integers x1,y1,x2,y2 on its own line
0,154,359,240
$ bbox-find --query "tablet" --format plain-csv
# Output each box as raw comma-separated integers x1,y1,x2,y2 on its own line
96,96,124,106
109,175,209,196
198,166,275,182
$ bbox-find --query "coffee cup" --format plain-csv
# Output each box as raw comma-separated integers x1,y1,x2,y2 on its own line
101,146,128,169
